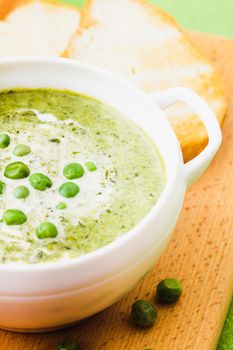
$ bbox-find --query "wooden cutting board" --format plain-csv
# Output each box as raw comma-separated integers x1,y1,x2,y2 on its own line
1,32,233,350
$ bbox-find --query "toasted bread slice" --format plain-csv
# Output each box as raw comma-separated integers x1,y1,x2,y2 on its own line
0,0,80,56
66,0,226,162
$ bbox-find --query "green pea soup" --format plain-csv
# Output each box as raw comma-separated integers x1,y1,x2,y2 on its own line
0,89,165,264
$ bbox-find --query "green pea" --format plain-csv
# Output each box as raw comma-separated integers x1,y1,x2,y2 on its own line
63,163,84,180
2,209,27,225
56,202,67,210
0,181,6,195
4,161,30,179
0,133,10,148
14,144,31,157
131,300,157,328
59,182,80,198
56,338,81,350
36,222,58,239
85,161,97,172
29,173,52,191
49,138,60,143
156,278,183,304
13,186,29,199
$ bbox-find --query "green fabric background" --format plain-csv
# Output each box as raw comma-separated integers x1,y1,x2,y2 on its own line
60,0,233,348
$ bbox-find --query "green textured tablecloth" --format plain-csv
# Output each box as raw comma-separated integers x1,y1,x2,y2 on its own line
60,0,233,348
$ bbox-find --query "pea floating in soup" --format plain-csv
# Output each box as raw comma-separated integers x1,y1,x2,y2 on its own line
0,89,165,264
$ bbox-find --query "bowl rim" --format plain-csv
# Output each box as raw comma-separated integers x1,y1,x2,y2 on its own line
0,56,183,272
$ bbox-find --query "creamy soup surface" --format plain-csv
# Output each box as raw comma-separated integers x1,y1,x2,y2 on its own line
0,89,165,264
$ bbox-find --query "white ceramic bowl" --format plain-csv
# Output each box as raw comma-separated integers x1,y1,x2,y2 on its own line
0,57,222,331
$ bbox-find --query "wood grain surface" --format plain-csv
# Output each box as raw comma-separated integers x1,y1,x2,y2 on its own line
1,32,233,350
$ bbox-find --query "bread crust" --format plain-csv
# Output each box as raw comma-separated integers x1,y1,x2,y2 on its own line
63,0,95,57
0,0,30,19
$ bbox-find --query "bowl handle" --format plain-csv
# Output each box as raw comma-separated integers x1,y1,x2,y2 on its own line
149,87,222,186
